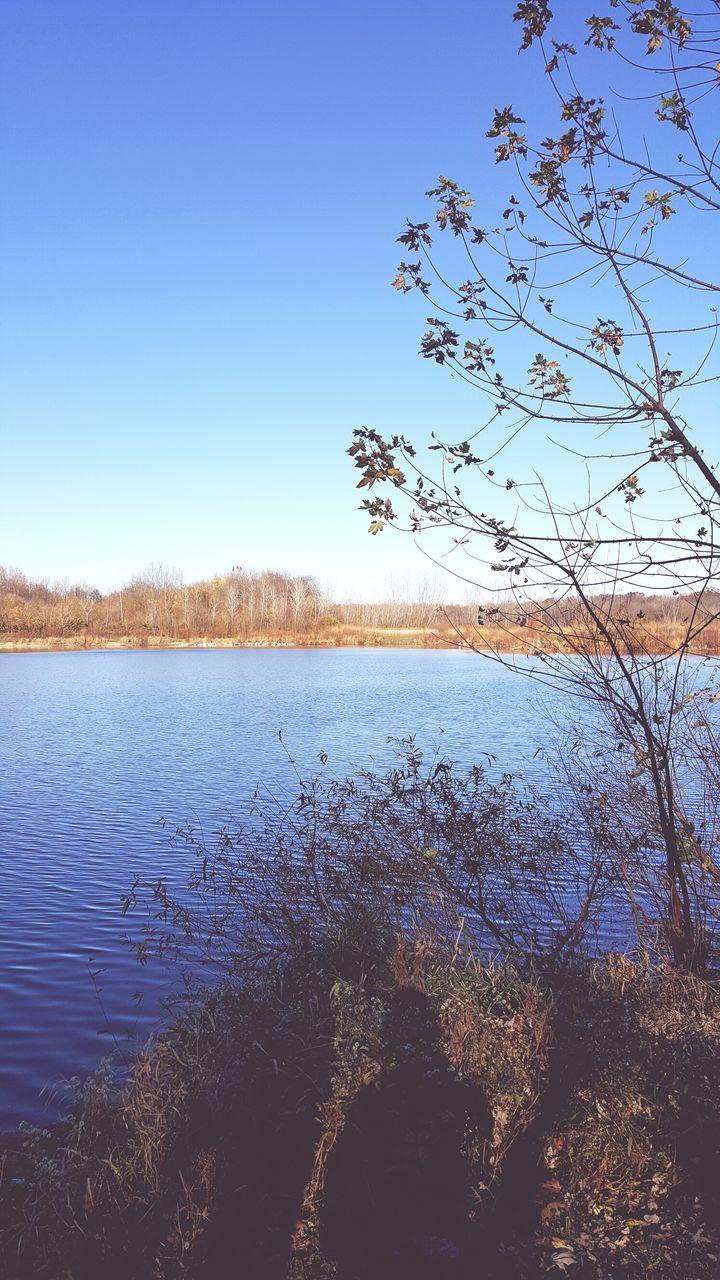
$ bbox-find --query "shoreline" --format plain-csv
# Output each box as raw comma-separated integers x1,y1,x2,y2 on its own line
2,632,719,657
0,631,459,654
3,942,719,1277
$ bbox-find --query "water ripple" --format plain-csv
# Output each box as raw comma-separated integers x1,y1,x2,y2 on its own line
1,647,563,1127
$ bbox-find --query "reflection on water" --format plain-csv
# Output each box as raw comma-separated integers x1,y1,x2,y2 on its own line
1,646,574,1127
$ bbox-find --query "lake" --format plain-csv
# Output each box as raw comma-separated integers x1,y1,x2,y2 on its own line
1,646,582,1128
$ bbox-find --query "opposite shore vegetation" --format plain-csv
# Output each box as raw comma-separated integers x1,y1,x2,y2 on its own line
2,564,719,656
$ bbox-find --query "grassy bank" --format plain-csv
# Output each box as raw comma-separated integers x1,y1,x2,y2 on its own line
0,626,456,653
3,616,720,655
2,930,719,1279
3,741,720,1278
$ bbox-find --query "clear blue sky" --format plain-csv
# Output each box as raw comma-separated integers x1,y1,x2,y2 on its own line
0,0,509,598
1,2,714,600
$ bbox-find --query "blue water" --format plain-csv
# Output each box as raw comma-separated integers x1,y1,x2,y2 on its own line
1,646,569,1127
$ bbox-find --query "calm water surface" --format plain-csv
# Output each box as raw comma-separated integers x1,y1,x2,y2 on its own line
2,647,567,1128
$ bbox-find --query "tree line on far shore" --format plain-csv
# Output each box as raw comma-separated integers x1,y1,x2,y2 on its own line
0,563,450,641
1,563,718,652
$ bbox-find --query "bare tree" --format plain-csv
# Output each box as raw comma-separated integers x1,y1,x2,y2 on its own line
350,0,720,968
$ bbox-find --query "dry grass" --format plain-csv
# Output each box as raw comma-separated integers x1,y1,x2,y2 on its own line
0,625,454,653
472,617,720,657
3,928,719,1279
4,615,719,655
0,972,335,1279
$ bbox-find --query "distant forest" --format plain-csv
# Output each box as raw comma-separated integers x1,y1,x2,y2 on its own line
0,565,453,641
2,565,719,655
